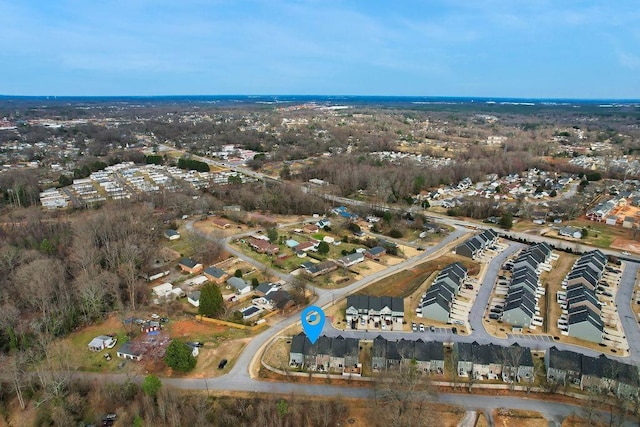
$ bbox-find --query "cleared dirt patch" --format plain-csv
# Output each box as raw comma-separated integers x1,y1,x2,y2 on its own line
493,408,547,427
169,319,226,338
610,236,640,253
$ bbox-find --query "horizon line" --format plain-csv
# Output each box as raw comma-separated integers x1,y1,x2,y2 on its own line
1,94,640,103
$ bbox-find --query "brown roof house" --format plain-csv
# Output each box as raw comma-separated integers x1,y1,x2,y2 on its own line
303,223,319,233
248,237,279,255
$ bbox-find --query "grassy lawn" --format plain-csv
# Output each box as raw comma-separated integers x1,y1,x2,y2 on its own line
166,233,198,258
364,254,479,298
565,219,629,249
65,316,128,373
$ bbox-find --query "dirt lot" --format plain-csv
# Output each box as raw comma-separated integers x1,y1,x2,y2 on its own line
193,217,250,237
610,236,640,253
493,409,547,427
164,319,253,377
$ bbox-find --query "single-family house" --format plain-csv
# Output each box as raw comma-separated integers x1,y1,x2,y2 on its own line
337,252,365,268
117,341,143,361
211,217,232,229
303,223,319,233
164,229,180,240
88,335,116,352
248,237,280,255
265,290,294,311
316,219,331,229
227,277,252,295
255,282,278,296
241,305,261,319
178,257,203,274
188,291,201,307
558,226,582,239
204,266,228,284
365,246,387,260
296,241,318,252
152,282,174,298
301,260,337,277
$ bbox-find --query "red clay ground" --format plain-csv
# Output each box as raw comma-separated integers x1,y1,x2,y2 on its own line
610,236,640,253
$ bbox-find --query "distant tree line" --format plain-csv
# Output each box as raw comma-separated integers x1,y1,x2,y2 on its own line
178,157,209,172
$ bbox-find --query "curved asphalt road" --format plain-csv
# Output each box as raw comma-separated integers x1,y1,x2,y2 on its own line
157,146,640,423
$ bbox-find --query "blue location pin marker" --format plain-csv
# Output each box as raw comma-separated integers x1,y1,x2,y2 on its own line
301,305,325,344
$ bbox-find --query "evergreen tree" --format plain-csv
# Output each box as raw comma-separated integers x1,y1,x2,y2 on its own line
164,340,196,372
499,212,513,230
317,241,330,255
198,283,224,317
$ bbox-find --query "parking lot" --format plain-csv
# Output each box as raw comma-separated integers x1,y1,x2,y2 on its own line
508,333,555,342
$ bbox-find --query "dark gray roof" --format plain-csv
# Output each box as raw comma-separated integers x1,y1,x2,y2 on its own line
385,340,401,361
227,276,249,290
266,290,292,309
204,266,226,278
421,292,451,311
455,341,475,362
291,332,312,354
547,346,582,373
256,282,275,294
344,337,360,359
346,295,404,313
179,257,199,269
367,246,386,256
372,335,387,358
567,305,604,330
118,341,142,357
581,354,604,377
503,343,534,368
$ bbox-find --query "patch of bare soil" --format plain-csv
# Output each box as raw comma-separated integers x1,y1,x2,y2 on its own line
493,408,547,427
610,237,640,253
169,319,226,338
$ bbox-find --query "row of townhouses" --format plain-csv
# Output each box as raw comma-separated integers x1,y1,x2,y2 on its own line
417,262,468,323
345,295,405,329
546,347,640,399
289,333,360,375
562,250,607,343
454,341,534,382
501,243,553,328
372,336,444,373
454,229,499,259
288,335,640,399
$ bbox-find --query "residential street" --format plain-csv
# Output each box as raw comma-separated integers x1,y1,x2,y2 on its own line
169,152,640,423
